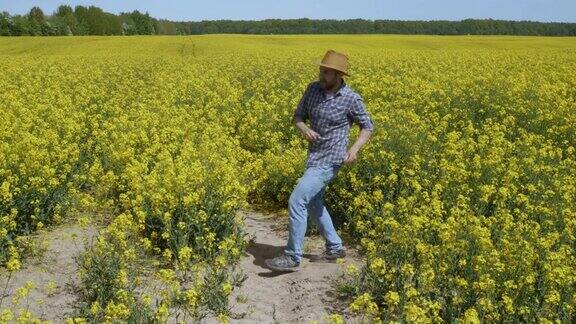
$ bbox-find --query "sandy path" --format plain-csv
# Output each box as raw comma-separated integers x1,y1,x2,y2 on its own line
0,222,98,321
202,208,364,324
0,207,363,323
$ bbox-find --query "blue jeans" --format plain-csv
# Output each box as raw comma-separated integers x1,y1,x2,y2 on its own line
284,163,344,263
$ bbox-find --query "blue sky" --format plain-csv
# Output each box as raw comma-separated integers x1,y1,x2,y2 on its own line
1,0,575,22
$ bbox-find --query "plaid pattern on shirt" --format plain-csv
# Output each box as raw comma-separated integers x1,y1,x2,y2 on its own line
293,80,374,168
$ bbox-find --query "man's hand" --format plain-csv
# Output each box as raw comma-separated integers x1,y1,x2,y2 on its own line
294,118,321,142
302,127,321,142
343,148,358,164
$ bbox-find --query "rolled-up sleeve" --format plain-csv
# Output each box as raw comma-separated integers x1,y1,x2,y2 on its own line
293,83,311,122
349,96,374,131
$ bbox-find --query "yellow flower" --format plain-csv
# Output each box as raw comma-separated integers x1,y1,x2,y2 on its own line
185,288,198,308
221,282,233,296
217,312,229,324
404,303,428,323
461,308,480,324
115,269,129,287
385,291,400,307
0,309,14,322
350,293,379,316
6,258,20,272
325,314,345,324
90,301,100,315
346,264,359,276
178,246,193,263
369,257,385,275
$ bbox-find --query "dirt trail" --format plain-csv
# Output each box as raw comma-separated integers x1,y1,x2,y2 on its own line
0,222,98,321
202,208,364,323
1,207,364,323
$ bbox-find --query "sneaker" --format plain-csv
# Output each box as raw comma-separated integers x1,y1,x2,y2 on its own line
309,249,346,263
264,254,300,272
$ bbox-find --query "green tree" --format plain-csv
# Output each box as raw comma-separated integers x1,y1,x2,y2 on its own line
131,10,155,34
55,4,77,35
73,5,90,35
0,11,11,36
103,13,122,35
85,6,106,35
27,6,45,35
10,15,30,35
2,5,576,37
28,6,44,24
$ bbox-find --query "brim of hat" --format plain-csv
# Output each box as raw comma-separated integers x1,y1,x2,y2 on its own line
314,59,350,76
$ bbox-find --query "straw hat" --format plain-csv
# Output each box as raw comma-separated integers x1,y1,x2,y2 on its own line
317,50,350,76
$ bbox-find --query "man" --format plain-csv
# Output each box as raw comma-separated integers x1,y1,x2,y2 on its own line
265,49,374,272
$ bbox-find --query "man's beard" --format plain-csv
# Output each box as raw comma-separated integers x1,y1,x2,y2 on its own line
320,80,336,91
320,79,332,89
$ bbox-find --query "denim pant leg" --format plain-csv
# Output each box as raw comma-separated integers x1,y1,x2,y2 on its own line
308,187,344,253
285,164,341,263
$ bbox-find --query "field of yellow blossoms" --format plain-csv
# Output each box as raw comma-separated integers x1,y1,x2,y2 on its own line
0,35,575,323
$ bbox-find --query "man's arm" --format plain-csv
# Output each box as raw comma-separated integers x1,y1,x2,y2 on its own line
293,115,307,132
344,96,374,164
293,83,321,142
349,128,372,153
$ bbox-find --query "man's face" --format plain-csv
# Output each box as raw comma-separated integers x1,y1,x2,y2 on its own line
318,66,341,90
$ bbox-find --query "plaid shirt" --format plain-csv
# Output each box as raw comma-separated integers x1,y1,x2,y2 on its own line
293,80,374,168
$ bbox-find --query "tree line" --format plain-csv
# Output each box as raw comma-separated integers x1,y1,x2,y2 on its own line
1,4,575,36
